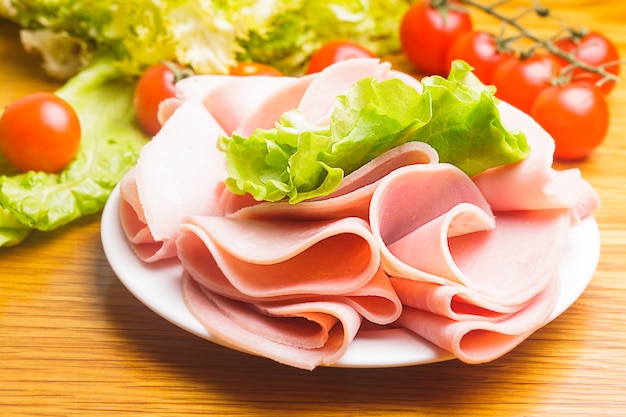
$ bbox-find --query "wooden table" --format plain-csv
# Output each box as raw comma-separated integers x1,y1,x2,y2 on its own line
1,2,625,415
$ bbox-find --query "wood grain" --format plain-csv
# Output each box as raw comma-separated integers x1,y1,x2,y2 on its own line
2,2,626,415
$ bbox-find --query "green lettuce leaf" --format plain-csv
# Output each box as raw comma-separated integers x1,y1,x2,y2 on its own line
0,56,147,245
219,60,530,204
0,205,31,247
2,0,411,79
416,60,530,175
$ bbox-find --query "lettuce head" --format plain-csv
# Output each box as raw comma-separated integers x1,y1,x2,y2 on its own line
1,0,412,79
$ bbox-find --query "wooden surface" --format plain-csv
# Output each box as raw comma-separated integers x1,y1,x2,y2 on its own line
1,2,625,415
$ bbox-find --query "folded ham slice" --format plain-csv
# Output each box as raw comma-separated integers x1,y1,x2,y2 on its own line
473,101,600,222
394,274,560,364
202,76,299,134
177,214,401,370
158,74,300,135
370,162,570,306
234,75,316,137
183,274,363,370
176,215,380,298
157,75,233,126
119,98,227,262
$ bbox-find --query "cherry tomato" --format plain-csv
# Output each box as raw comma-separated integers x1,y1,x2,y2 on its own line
554,31,620,95
134,62,187,136
229,62,283,76
445,31,513,84
400,0,473,75
0,92,81,173
492,54,561,114
530,81,609,160
306,40,377,74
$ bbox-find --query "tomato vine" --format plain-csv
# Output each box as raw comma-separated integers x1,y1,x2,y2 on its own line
457,0,621,89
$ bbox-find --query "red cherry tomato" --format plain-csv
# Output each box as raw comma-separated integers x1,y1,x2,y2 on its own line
400,0,473,75
492,54,561,114
134,62,187,136
0,92,81,173
554,31,620,95
445,31,513,84
229,62,283,76
306,40,377,74
530,81,609,160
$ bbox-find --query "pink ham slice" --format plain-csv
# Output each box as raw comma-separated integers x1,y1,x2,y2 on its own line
390,277,531,321
370,163,571,306
182,245,401,326
233,59,422,137
157,75,233,127
394,274,560,364
119,98,227,262
183,273,362,370
340,267,402,325
234,74,316,137
158,75,298,134
176,212,402,369
119,167,164,258
225,141,438,221
176,215,380,298
472,101,600,222
202,76,299,134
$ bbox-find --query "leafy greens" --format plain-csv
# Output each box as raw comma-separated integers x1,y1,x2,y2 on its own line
0,0,411,79
0,57,148,246
219,60,531,204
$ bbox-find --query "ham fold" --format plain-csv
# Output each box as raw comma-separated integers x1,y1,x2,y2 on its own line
473,101,600,222
394,274,560,364
177,214,401,370
119,98,227,262
176,215,380,298
183,274,363,370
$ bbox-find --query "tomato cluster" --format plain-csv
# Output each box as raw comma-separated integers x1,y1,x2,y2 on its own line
399,0,620,160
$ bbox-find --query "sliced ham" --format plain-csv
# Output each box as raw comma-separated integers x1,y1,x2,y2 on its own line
472,101,600,222
370,162,571,306
394,274,560,364
388,208,569,306
157,75,233,126
202,75,298,134
158,75,298,134
341,267,402,325
119,167,165,259
117,58,600,369
119,98,227,262
183,250,401,326
176,215,380,298
183,274,362,370
390,277,532,321
234,74,316,136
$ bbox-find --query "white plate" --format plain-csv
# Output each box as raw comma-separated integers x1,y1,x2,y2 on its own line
101,186,600,368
